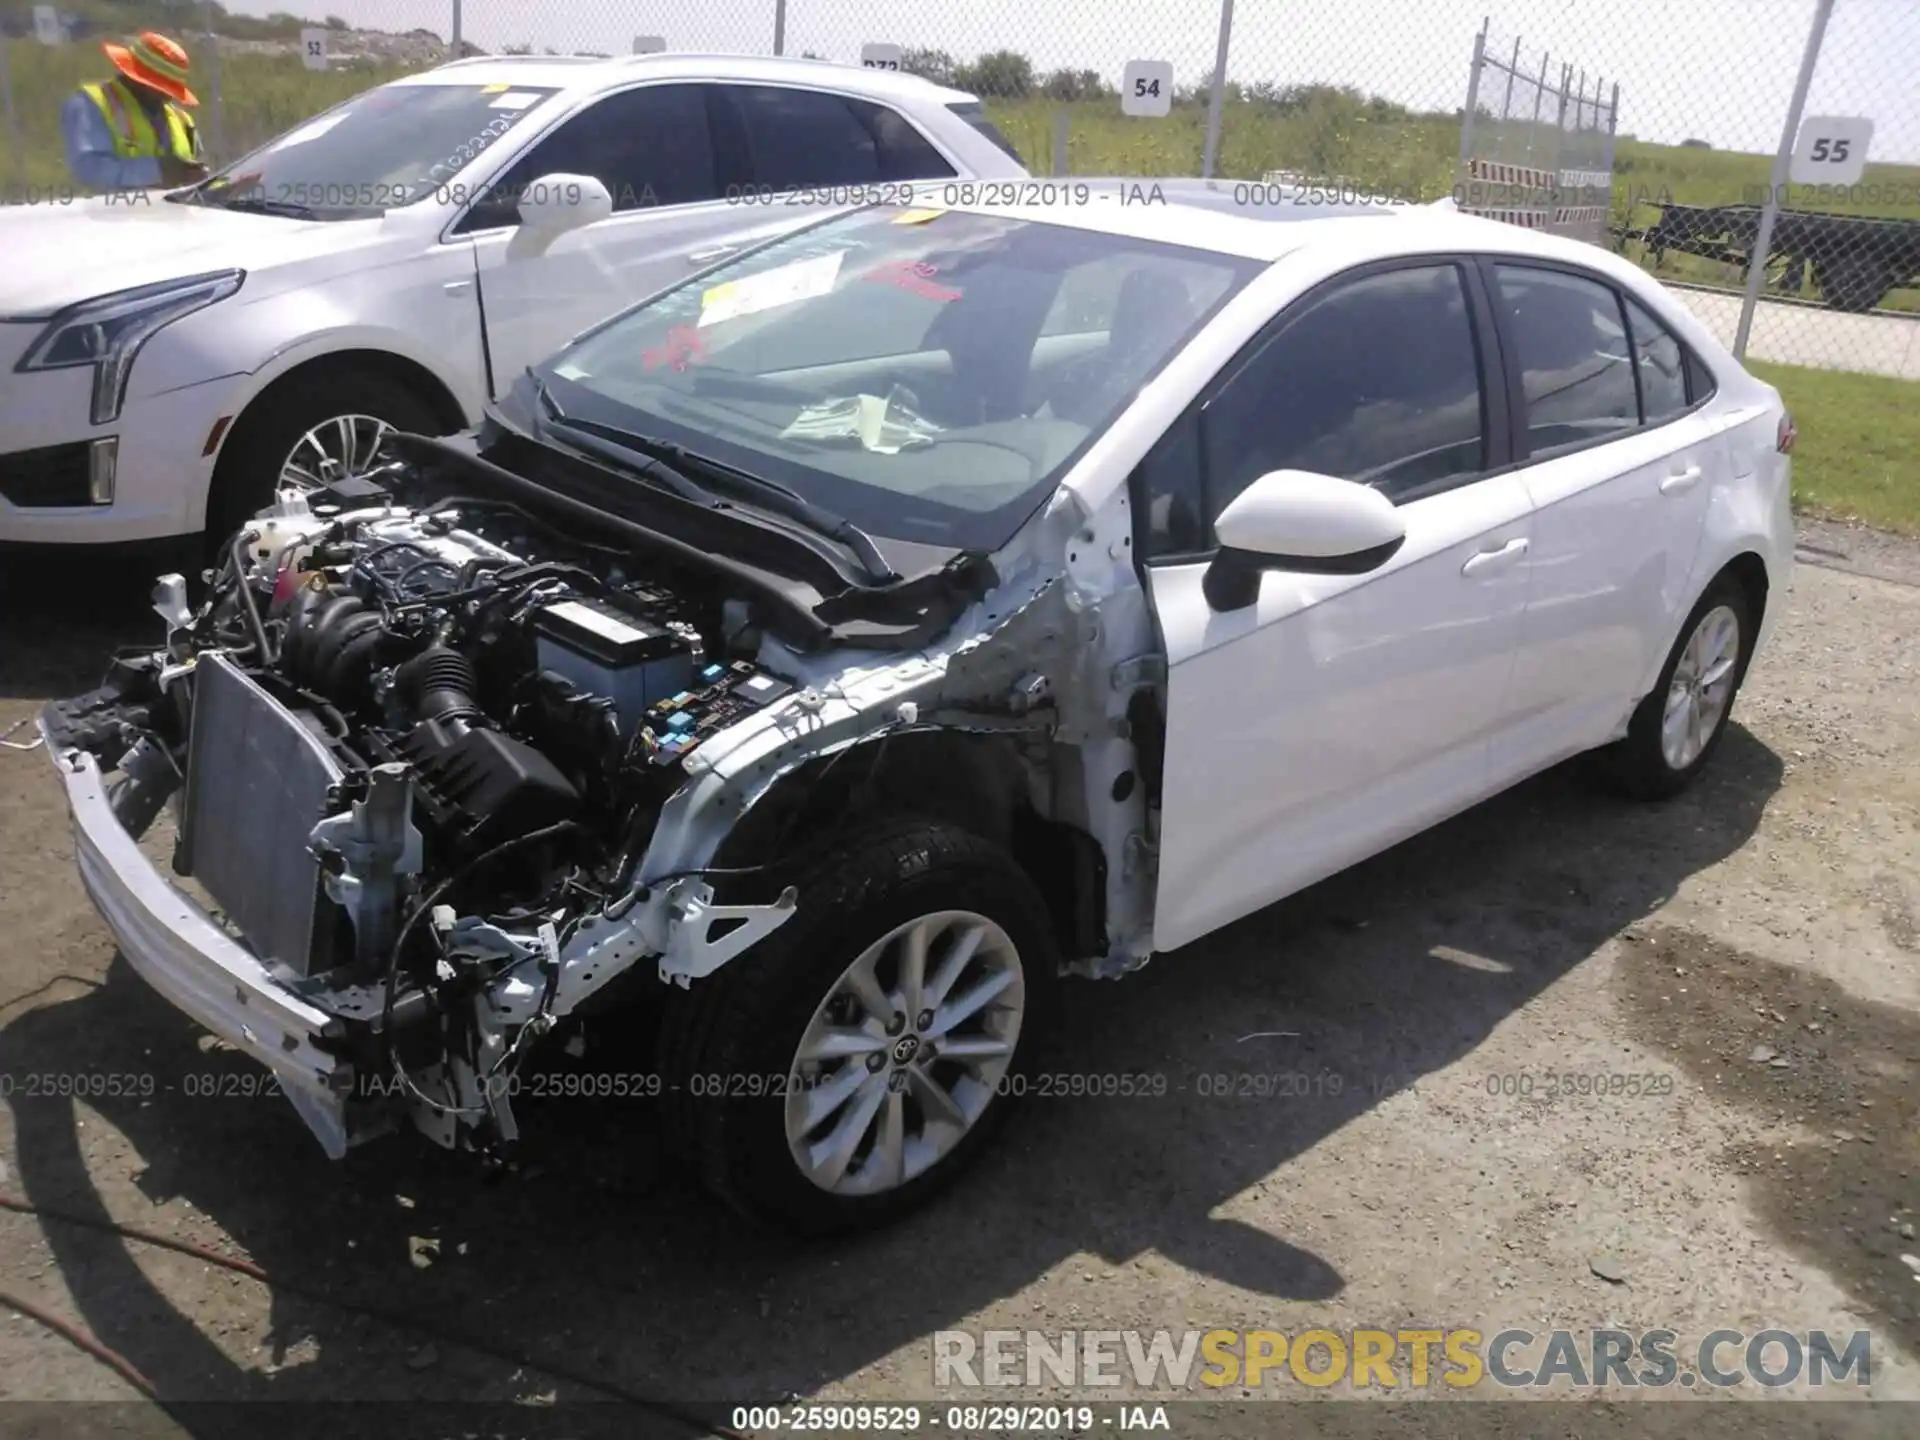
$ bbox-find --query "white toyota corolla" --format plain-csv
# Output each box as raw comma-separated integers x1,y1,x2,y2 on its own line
38,182,1793,1234
0,52,1026,551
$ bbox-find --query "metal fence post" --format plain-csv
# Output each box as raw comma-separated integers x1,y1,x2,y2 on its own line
0,33,22,200
1500,36,1520,120
200,0,225,168
1457,21,1486,168
1733,0,1834,358
451,0,462,58
772,0,787,56
1052,110,1069,176
1526,49,1547,170
1199,0,1234,180
1601,80,1619,178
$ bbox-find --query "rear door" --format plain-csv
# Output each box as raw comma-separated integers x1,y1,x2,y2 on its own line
1142,259,1536,953
1483,259,1723,777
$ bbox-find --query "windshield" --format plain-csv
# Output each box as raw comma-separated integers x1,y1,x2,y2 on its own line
187,83,560,220
538,205,1262,551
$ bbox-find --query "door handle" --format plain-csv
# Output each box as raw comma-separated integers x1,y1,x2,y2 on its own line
1660,464,1703,496
1461,536,1529,577
442,279,473,294
687,244,739,265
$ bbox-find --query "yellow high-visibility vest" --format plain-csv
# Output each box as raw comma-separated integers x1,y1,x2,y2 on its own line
79,77,198,163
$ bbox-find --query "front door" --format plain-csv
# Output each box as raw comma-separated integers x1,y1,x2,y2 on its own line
1141,260,1536,953
465,82,763,390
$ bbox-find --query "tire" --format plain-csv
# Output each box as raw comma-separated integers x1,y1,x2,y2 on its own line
1592,575,1754,801
658,817,1061,1237
1817,257,1889,314
204,368,444,552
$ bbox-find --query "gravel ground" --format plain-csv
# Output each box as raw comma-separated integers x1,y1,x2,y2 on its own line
0,522,1915,1433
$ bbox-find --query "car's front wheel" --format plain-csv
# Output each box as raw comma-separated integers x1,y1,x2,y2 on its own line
658,818,1060,1236
1595,574,1754,800
204,369,444,553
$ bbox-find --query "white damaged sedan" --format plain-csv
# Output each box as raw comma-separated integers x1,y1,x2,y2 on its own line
36,182,1792,1234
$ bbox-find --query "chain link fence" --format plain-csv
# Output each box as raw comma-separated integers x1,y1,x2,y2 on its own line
1,0,1914,378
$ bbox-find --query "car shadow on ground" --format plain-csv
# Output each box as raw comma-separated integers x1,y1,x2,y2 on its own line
0,554,1785,1427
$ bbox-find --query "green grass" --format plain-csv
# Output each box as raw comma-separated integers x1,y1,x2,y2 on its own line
1748,360,1920,535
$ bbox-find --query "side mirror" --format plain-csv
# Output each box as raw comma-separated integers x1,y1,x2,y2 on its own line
504,173,614,260
1203,469,1406,610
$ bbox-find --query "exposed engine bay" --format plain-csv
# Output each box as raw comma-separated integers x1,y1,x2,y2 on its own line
38,441,1160,1160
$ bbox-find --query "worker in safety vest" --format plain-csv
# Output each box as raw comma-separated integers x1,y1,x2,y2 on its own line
62,32,209,192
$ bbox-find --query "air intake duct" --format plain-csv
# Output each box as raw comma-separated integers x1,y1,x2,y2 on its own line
392,645,580,855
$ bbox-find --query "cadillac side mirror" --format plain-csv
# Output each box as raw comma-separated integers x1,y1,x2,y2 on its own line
1202,469,1406,611
505,173,614,260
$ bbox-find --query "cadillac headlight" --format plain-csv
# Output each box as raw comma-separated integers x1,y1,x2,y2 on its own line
13,270,244,425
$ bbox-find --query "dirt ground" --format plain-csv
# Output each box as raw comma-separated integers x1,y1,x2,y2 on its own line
0,515,1916,1434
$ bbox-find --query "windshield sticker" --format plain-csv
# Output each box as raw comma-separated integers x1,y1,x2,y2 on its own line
489,91,541,111
892,207,945,225
860,259,962,303
643,324,707,372
481,82,510,93
699,250,845,327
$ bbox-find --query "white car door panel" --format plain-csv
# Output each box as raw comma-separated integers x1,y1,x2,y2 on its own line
1150,474,1533,953
1142,258,1532,955
1490,264,1721,776
474,203,775,389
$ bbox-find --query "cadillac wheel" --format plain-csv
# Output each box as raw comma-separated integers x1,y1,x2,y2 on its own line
658,820,1060,1235
204,370,444,552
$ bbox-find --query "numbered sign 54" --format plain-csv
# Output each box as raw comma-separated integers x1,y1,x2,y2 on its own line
860,43,902,71
1121,60,1173,118
299,28,329,72
1791,115,1872,186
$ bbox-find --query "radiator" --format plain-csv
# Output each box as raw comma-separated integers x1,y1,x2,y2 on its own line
175,653,345,977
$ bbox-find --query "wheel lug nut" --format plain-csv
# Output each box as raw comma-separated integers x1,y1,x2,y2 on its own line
885,1012,906,1036
866,1052,886,1072
916,1010,933,1030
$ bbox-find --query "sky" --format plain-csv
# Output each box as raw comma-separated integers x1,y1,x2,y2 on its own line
223,0,1920,161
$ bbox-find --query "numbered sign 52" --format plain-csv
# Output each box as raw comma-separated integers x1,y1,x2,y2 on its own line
299,28,329,72
1791,115,1872,186
1121,60,1173,118
860,43,902,71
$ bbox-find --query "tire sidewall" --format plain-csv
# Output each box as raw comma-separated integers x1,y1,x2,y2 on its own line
206,372,440,543
691,829,1061,1235
1633,578,1753,790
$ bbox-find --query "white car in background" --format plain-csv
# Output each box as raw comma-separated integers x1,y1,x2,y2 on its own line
0,53,1027,551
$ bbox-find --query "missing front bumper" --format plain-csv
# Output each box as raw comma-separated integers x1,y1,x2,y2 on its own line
42,722,361,1156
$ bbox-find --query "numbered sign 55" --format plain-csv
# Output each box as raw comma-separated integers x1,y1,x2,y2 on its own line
1121,60,1173,118
1791,115,1872,186
299,28,329,72
861,43,902,71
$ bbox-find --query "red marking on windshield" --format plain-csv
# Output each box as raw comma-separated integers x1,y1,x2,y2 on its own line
643,323,706,371
862,260,961,302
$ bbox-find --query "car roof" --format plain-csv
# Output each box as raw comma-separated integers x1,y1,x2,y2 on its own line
900,180,1629,271
400,51,980,108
